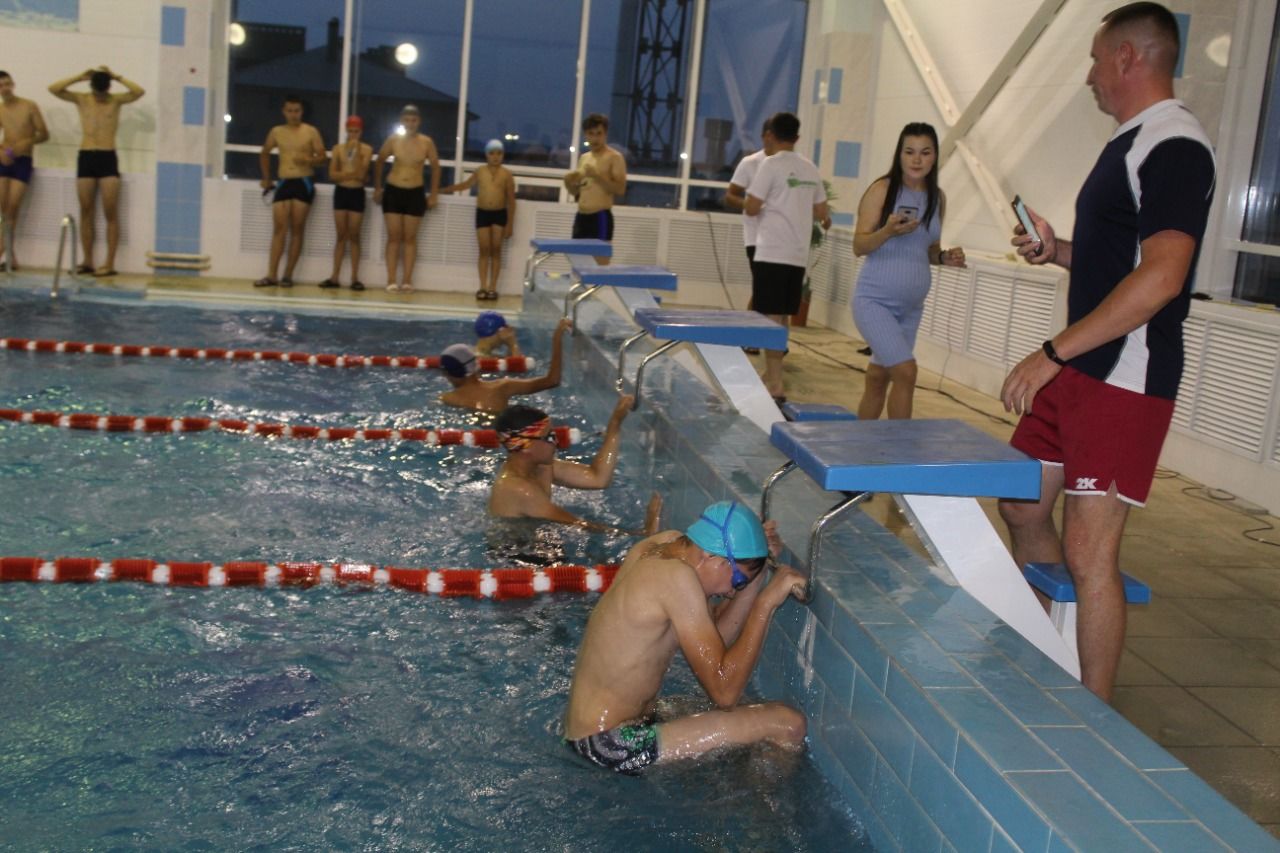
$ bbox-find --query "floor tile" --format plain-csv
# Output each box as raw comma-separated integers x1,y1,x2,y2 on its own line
1127,564,1255,599
1126,599,1217,638
1166,746,1280,825
1126,638,1280,687
1215,567,1280,600
1111,686,1254,747
1168,598,1280,639
1116,649,1174,686
1187,687,1280,745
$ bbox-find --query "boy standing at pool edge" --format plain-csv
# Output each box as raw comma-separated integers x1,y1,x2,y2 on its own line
254,94,326,288
321,115,373,290
563,113,625,265
441,138,516,300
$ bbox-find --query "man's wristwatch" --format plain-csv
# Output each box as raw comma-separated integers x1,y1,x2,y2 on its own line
1042,339,1067,366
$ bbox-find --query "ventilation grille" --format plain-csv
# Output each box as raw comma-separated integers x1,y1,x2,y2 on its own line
917,264,1055,368
531,208,579,276
1172,316,1205,431
17,174,131,245
667,215,739,286
1184,322,1279,455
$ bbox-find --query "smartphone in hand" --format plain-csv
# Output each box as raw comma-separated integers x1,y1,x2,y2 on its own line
1011,195,1042,246
895,205,919,220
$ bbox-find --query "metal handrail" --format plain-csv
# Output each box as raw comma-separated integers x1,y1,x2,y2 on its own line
50,215,79,299
0,213,13,277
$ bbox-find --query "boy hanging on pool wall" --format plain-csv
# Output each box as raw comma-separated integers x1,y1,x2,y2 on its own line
564,501,807,774
438,317,569,413
47,65,145,278
254,94,326,288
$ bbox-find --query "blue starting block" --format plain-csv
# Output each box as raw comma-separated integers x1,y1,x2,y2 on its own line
762,419,1041,601
565,260,678,329
617,308,788,409
523,237,613,290
781,402,858,422
1023,561,1151,647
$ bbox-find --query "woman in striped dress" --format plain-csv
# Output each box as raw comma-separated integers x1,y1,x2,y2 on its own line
851,123,966,419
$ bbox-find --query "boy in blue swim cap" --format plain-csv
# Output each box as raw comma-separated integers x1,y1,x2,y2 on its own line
474,309,521,358
565,500,807,774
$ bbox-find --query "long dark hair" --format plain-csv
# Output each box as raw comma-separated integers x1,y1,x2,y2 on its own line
876,122,940,229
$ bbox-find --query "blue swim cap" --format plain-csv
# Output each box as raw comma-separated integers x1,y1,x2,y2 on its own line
474,310,507,338
685,501,768,561
484,139,504,153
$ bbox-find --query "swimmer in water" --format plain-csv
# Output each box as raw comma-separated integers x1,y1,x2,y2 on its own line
473,310,521,358
488,397,661,534
563,500,807,774
440,317,570,413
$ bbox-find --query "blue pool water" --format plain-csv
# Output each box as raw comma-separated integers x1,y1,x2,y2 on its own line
0,291,870,849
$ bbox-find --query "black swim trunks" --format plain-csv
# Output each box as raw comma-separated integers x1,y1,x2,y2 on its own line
572,209,614,241
382,183,427,217
274,177,315,205
475,207,508,229
567,721,659,775
0,155,34,184
333,185,366,213
77,150,119,180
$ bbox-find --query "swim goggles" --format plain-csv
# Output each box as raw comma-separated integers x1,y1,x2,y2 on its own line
498,417,554,452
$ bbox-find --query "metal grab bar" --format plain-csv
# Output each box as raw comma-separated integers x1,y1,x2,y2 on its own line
51,215,79,299
0,213,13,277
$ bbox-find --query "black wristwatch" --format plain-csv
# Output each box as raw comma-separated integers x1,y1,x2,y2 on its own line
1042,339,1067,366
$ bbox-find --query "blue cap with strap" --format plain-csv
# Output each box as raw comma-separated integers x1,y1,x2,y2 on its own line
474,310,507,338
686,501,768,589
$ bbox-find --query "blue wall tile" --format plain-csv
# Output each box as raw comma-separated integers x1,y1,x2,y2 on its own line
813,621,855,707
867,623,972,687
886,664,957,765
833,606,888,689
161,5,185,46
954,740,1050,853
834,141,861,178
813,68,825,104
933,689,1062,771
851,669,916,780
183,86,206,127
1034,727,1185,821
1135,821,1231,852
955,652,1075,725
813,138,821,168
1174,13,1189,78
1006,770,1155,850
909,739,995,852
830,212,855,227
821,691,877,792
1050,687,1185,770
828,68,843,104
872,757,943,853
1148,768,1280,852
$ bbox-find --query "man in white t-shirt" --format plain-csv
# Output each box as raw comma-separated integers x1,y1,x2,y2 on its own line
745,112,830,400
724,119,778,267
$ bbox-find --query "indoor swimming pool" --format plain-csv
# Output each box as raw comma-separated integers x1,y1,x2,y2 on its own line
0,285,869,850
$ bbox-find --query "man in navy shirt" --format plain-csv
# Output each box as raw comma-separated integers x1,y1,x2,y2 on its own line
998,2,1215,701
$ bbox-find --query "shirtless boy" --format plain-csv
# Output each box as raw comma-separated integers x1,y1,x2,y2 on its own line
48,66,144,276
442,138,515,300
320,114,373,291
489,396,661,534
440,317,570,412
563,113,625,264
474,310,521,358
374,104,440,292
0,71,49,270
253,95,325,288
564,500,807,774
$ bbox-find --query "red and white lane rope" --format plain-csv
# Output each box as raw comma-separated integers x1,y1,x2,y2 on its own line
0,408,582,447
0,337,534,373
0,556,619,599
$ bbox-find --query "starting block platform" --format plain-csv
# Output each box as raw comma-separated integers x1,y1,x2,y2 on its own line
523,237,613,290
617,308,788,409
761,417,1081,678
564,261,677,328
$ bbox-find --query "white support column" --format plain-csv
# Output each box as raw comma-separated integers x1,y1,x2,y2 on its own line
337,0,354,130
566,0,592,203
676,0,708,211
454,0,475,182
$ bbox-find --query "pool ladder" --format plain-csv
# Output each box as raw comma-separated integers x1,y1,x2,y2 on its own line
50,214,81,299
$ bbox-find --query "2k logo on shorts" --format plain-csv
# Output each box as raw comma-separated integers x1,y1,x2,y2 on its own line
1074,477,1099,490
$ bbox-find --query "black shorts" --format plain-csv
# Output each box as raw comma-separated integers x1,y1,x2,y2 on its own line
274,177,315,205
382,183,427,217
476,207,508,229
333,185,366,213
572,209,614,241
751,260,805,316
745,245,756,265
0,155,34,183
77,150,119,180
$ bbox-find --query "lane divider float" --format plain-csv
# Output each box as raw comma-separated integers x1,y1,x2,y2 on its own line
0,407,582,448
0,337,534,373
0,556,619,599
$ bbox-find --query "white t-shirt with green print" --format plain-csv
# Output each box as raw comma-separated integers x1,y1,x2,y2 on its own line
746,150,825,269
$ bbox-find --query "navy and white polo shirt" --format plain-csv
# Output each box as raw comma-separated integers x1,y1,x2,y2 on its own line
1068,99,1216,400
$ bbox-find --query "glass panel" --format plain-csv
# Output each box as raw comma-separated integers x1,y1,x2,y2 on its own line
1233,253,1280,306
464,0,581,168
1240,3,1280,247
351,0,466,162
583,0,693,179
691,0,806,181
226,1,346,167
624,182,679,209
688,185,729,212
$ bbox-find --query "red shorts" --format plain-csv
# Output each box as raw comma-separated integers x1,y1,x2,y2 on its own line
1010,366,1174,506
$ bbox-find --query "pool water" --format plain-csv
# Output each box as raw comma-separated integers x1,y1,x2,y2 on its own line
0,290,870,850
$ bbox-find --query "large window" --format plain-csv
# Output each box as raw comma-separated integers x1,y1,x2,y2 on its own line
1234,4,1280,304
223,0,805,208
465,0,581,167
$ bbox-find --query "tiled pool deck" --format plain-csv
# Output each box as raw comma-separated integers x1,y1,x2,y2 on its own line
530,278,1279,853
